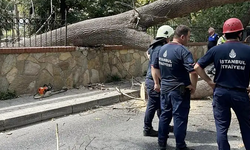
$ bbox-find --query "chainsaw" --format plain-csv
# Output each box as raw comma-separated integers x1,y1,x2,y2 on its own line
33,83,68,99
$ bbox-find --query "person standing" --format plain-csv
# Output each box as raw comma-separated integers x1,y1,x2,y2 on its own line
194,18,250,150
143,25,174,137
207,27,219,51
152,25,198,150
207,27,219,74
207,34,227,75
217,34,226,45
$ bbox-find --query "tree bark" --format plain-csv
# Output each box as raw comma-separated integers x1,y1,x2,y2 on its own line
191,79,213,99
19,0,250,50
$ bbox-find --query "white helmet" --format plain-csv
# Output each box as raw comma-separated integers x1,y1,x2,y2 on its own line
156,25,174,39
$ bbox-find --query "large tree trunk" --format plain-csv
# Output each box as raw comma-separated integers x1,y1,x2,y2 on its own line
191,78,214,99
19,0,250,50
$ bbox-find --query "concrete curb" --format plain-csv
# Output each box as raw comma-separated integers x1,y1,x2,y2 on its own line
0,89,140,131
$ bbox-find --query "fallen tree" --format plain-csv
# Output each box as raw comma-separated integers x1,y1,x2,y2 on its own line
18,0,250,99
191,78,214,99
20,0,250,50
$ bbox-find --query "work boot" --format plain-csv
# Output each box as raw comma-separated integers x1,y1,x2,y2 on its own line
158,142,167,150
169,125,174,132
143,128,158,137
176,147,194,150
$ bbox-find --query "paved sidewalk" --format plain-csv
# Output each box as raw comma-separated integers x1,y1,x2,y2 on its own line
0,80,142,132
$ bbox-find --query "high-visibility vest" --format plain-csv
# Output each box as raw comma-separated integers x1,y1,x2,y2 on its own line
217,36,226,45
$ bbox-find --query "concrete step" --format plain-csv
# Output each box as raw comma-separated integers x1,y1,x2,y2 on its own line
0,88,141,132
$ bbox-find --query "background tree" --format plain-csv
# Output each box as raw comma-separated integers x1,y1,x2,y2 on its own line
17,0,134,34
157,2,250,42
1,0,248,49
21,0,250,49
190,2,250,41
3,0,250,42
0,0,14,36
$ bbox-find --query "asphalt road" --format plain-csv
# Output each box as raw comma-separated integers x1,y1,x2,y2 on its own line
0,99,246,150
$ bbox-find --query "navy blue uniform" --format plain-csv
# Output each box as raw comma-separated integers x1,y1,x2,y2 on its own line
144,44,162,131
197,41,250,150
208,33,219,51
153,43,195,149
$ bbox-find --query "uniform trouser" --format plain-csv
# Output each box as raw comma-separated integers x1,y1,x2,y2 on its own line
144,86,161,130
158,89,190,148
213,87,250,150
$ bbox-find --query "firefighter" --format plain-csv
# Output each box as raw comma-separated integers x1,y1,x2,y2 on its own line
194,18,250,150
207,34,227,75
153,25,198,150
143,25,174,137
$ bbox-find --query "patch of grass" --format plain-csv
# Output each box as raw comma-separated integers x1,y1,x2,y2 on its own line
106,74,122,83
0,89,17,100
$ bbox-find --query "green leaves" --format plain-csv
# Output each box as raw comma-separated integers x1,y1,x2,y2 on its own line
0,89,17,100
0,0,13,35
170,2,250,42
191,2,250,30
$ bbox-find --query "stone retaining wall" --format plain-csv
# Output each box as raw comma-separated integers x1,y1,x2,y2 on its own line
187,42,207,61
0,43,207,95
0,47,149,94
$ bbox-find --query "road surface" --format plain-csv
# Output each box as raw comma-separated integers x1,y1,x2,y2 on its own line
0,99,245,150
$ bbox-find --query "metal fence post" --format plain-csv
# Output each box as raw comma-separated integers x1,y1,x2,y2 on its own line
65,9,67,46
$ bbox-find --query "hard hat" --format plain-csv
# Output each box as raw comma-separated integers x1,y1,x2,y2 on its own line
156,25,174,39
223,18,244,34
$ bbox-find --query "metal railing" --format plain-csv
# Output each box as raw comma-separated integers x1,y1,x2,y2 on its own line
0,13,68,48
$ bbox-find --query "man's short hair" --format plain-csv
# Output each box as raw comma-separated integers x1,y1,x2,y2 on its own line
208,27,215,33
225,31,242,40
174,25,190,38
